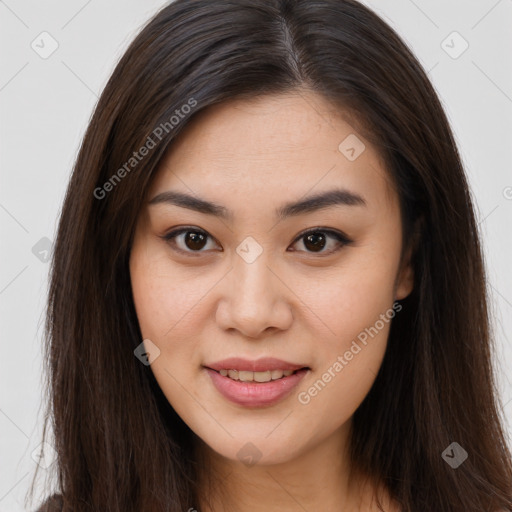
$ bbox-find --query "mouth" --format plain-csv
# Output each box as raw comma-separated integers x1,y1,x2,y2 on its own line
203,363,310,407
202,357,311,407
206,367,309,383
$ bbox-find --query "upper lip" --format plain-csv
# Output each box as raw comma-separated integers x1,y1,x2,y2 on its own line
205,357,309,372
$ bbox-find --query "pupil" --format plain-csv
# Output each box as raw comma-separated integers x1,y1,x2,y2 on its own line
185,231,207,250
304,232,326,252
183,231,327,252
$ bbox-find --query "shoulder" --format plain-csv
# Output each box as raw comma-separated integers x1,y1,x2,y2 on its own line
35,493,63,512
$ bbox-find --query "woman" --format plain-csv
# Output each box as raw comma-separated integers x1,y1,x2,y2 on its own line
31,0,512,510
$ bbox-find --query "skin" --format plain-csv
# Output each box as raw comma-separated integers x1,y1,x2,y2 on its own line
129,89,413,512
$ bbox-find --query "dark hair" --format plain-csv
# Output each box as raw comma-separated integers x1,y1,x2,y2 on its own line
29,0,512,511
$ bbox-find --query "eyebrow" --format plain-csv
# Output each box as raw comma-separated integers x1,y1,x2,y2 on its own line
148,188,366,221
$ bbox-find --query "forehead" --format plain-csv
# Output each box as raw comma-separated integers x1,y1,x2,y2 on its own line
148,91,397,215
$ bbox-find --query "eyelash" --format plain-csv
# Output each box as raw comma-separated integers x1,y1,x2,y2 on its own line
161,226,352,256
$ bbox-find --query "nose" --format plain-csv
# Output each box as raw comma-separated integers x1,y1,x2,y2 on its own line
215,249,293,339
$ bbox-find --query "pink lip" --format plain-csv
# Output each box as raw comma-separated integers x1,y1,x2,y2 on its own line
204,367,309,407
205,357,309,372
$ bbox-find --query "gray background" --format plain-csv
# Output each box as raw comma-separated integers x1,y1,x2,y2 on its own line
1,0,511,510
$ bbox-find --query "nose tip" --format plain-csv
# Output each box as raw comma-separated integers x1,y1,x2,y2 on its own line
215,255,293,338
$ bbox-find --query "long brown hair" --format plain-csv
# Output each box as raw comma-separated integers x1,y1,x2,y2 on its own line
29,0,512,510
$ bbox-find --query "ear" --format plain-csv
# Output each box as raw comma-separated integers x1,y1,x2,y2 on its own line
394,216,422,301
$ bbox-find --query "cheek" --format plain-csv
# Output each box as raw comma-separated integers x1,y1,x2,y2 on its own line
298,245,399,350
129,246,210,413
295,275,396,434
130,240,200,337
129,242,209,371
292,238,400,413
130,259,176,341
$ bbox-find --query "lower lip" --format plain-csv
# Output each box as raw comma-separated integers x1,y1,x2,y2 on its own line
204,367,309,407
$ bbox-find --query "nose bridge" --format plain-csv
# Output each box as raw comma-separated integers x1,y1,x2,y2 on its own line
232,237,275,308
216,235,292,337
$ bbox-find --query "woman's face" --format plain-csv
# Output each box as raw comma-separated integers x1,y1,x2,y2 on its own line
129,90,413,466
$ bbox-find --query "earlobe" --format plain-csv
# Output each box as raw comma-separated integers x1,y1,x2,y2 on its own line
394,255,414,301
394,216,422,301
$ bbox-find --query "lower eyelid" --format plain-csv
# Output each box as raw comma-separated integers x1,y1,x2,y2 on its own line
162,228,352,254
291,230,350,254
162,228,219,253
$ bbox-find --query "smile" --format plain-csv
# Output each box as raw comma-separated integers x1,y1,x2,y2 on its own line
204,367,310,407
217,368,297,382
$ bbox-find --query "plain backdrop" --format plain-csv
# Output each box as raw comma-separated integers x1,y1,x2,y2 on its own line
1,0,511,510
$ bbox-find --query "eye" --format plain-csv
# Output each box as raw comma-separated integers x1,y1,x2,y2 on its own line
289,228,352,255
161,227,219,255
161,226,352,256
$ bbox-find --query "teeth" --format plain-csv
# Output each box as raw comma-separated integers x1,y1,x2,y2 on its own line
218,369,295,382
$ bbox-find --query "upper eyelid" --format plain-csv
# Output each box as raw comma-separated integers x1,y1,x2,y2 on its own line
164,225,347,239
162,226,351,251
